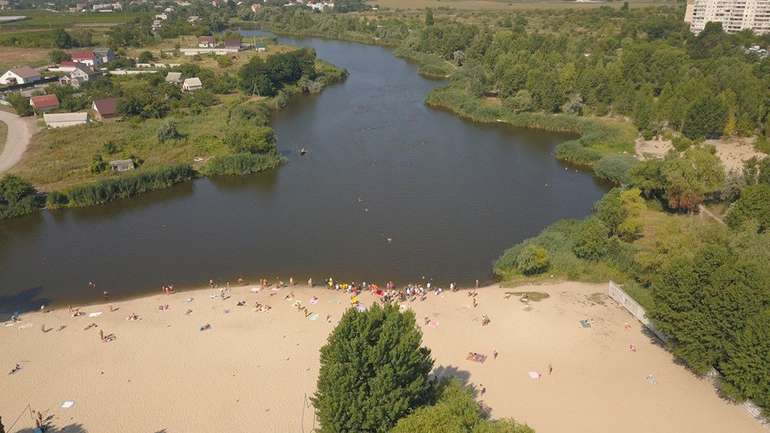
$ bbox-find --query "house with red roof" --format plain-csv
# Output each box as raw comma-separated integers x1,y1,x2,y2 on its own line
70,50,101,67
30,94,60,112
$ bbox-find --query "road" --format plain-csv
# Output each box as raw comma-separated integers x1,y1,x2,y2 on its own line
0,110,36,174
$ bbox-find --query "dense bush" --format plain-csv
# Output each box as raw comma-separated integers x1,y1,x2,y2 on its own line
0,175,43,220
572,218,610,261
725,184,770,232
6,93,33,117
593,154,639,185
515,244,550,275
203,152,282,176
224,127,276,154
48,164,195,208
313,303,434,433
391,379,534,433
239,49,316,97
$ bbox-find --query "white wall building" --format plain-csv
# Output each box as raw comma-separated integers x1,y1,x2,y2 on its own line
0,67,41,85
685,0,770,34
43,112,89,128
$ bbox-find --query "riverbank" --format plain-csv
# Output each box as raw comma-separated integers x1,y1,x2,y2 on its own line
1,281,762,433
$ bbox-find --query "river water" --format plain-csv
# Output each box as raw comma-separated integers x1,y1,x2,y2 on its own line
0,35,608,311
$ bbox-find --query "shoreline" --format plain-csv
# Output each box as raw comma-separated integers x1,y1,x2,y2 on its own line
2,281,765,433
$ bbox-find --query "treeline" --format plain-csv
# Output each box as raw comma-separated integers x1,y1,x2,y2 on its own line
47,164,195,208
254,7,770,143
0,28,93,48
238,48,316,97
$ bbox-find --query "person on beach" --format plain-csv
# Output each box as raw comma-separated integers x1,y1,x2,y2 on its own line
308,278,313,287
1,415,6,433
493,349,498,359
548,364,553,375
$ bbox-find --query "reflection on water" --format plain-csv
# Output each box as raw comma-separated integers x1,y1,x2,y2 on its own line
0,34,609,308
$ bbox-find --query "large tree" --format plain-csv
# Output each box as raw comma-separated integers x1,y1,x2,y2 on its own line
313,303,434,433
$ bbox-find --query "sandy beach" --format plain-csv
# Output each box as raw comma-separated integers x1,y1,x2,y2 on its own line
0,281,764,433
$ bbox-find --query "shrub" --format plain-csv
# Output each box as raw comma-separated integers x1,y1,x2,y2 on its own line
50,164,195,208
553,141,602,166
90,154,108,174
719,309,770,411
313,303,434,433
391,379,534,433
672,135,693,152
593,154,639,185
6,92,33,117
572,218,610,260
224,127,276,154
0,175,44,219
203,152,282,176
515,244,550,275
157,120,183,142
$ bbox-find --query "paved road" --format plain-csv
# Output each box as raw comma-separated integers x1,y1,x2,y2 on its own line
0,110,36,173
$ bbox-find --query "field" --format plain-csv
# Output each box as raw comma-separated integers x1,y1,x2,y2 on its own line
10,99,239,191
371,0,675,10
0,10,146,31
0,46,50,70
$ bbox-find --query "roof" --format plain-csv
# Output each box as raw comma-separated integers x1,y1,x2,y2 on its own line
224,39,241,48
9,66,40,79
71,50,96,60
183,77,202,87
43,112,88,123
93,47,113,55
110,159,134,168
72,64,95,74
60,61,77,68
198,35,214,42
165,71,182,82
93,97,119,116
30,94,60,109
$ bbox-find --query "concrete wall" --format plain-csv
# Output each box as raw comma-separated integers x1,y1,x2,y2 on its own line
607,281,668,343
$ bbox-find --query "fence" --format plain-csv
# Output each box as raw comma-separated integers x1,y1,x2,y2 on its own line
607,281,667,343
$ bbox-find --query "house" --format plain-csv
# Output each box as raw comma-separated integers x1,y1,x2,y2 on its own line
30,94,60,112
49,61,78,73
182,77,203,91
251,3,262,12
92,97,119,120
255,44,267,53
155,13,168,20
198,36,215,48
0,66,41,85
187,15,200,23
43,112,89,128
110,159,135,172
93,47,116,64
71,50,100,67
165,71,182,84
224,39,242,50
59,64,96,88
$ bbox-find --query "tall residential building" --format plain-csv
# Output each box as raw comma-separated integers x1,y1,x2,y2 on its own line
685,0,770,34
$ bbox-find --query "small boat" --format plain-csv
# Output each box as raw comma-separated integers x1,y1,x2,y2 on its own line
299,147,307,155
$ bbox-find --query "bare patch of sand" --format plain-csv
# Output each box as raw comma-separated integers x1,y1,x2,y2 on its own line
636,136,766,173
0,282,764,433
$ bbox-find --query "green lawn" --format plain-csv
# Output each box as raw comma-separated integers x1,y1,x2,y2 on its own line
0,10,147,30
0,118,7,156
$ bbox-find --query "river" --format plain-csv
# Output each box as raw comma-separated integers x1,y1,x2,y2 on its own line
0,35,608,312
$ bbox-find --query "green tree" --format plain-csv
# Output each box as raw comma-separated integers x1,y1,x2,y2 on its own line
682,95,727,140
157,120,182,142
53,28,74,49
313,303,434,433
138,50,155,63
725,184,770,232
662,147,725,211
720,309,770,409
6,92,33,117
90,154,108,174
391,379,534,433
572,217,610,260
0,175,43,220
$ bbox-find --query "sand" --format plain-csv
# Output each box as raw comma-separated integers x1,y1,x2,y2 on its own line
0,281,764,433
636,136,766,173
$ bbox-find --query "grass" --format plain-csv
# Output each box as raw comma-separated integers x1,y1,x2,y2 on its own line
392,46,456,78
0,10,147,30
11,100,239,191
0,46,50,70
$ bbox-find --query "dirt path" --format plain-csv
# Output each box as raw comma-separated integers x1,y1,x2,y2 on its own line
0,110,37,174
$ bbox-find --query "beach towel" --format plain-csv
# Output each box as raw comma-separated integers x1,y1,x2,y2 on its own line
250,287,260,293
427,320,439,328
309,313,319,321
528,371,541,380
88,312,103,318
579,319,591,328
61,400,75,409
309,297,319,305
